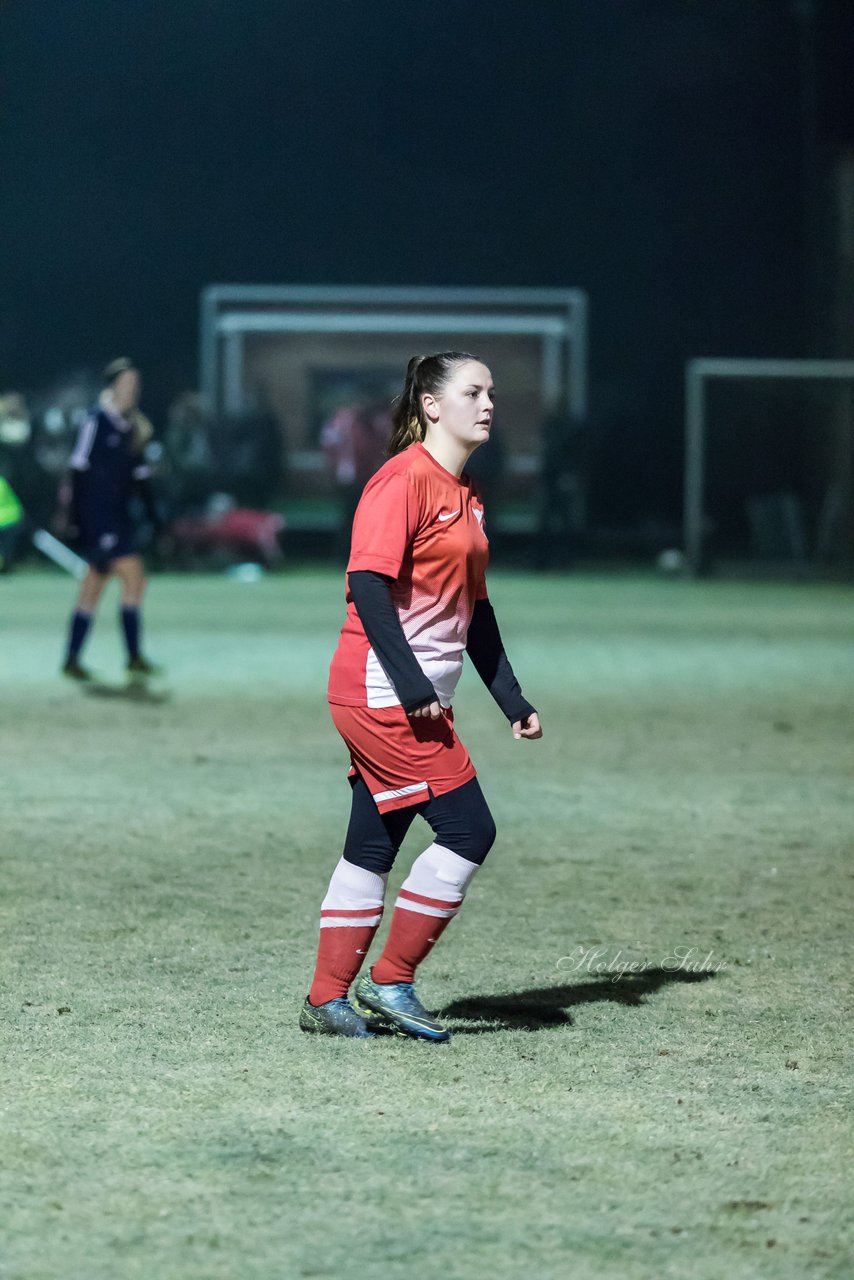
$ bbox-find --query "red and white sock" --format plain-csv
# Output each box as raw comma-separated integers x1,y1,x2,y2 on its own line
307,857,387,1006
371,843,480,985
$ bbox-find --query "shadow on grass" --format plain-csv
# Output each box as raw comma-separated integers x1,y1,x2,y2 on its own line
441,967,718,1033
83,680,171,704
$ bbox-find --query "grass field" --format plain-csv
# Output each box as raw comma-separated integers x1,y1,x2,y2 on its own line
2,568,852,1280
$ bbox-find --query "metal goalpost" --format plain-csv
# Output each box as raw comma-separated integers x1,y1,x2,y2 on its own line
684,358,854,574
198,284,589,423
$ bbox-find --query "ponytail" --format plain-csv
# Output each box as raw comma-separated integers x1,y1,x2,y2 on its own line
388,351,480,455
388,355,428,455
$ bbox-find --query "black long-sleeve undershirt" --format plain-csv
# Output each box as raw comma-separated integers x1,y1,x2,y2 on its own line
133,473,162,529
347,570,437,712
465,598,536,723
347,570,536,723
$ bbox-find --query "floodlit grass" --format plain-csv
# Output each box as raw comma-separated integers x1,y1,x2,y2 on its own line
1,568,852,1280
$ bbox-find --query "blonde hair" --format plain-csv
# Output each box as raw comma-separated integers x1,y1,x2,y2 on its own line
388,351,480,455
129,410,153,454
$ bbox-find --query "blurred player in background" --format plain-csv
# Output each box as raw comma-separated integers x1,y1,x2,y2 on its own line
301,351,542,1042
0,473,25,572
61,359,160,679
320,401,387,560
0,393,32,570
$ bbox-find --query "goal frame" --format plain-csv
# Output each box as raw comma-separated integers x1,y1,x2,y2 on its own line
199,284,589,424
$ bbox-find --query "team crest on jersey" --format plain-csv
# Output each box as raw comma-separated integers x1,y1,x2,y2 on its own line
472,503,486,535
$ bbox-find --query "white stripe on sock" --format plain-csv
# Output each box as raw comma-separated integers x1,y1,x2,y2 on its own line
319,855,388,922
397,843,481,910
391,898,459,919
320,912,383,929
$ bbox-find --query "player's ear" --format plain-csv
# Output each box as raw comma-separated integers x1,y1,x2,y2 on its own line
421,392,440,424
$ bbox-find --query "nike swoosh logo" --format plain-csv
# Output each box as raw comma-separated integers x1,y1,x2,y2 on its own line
437,510,459,521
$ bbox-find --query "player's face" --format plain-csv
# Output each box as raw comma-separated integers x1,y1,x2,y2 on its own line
112,369,141,413
425,361,494,451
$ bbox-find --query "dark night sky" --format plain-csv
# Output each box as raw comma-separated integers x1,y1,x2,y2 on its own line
2,0,852,516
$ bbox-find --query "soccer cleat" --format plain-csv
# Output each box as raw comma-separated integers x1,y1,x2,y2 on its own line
62,658,91,681
299,996,377,1038
127,655,160,676
352,972,451,1043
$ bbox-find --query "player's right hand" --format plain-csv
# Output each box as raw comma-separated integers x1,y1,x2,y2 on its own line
408,699,442,720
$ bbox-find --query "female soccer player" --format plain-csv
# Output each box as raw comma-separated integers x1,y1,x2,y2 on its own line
62,359,159,679
300,351,542,1042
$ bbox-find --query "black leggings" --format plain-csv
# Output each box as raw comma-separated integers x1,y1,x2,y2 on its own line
342,775,497,875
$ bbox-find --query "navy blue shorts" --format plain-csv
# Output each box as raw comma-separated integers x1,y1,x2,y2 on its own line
81,524,136,572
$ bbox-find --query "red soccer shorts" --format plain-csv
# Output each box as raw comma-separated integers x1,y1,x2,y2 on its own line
328,702,477,814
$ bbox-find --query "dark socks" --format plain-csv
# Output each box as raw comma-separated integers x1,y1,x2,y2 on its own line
120,606,141,659
66,610,92,661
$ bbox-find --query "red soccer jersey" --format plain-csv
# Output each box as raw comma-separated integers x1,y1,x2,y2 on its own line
328,441,489,709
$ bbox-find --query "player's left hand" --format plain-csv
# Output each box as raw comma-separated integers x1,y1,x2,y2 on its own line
513,711,542,740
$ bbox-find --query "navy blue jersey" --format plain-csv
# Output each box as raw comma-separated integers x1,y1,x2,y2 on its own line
69,404,151,566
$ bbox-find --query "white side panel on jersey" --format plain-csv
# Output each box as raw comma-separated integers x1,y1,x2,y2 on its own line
364,646,400,708
364,645,464,710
